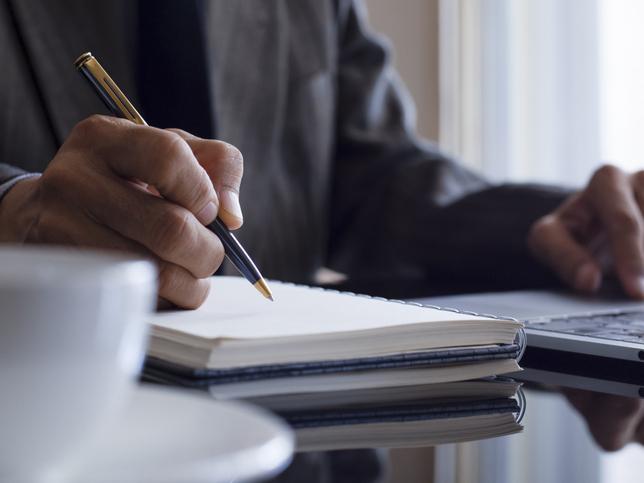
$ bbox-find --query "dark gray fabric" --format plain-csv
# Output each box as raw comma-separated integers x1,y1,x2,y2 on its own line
136,0,214,139
0,0,567,287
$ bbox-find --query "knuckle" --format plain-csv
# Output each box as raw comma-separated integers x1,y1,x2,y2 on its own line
71,114,111,140
592,164,622,185
32,206,69,244
40,165,76,196
612,209,641,236
528,216,555,248
188,234,224,278
154,132,193,177
154,135,216,213
156,263,178,300
222,143,243,165
166,128,193,140
160,131,191,159
156,262,174,296
41,159,98,205
152,207,194,257
157,264,209,309
227,146,244,178
216,142,244,178
33,209,57,241
192,167,217,209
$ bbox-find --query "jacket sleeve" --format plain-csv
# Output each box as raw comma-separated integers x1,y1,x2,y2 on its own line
328,0,569,288
0,163,27,184
0,163,35,201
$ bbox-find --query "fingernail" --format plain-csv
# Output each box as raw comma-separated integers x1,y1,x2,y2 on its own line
196,201,218,225
575,262,601,293
220,190,243,222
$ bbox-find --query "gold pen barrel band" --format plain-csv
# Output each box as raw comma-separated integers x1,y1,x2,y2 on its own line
75,52,146,125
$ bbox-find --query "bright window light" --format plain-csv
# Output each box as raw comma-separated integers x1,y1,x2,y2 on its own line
600,0,644,170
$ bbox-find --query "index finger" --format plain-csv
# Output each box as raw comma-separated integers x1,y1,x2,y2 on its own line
587,165,644,298
74,116,219,225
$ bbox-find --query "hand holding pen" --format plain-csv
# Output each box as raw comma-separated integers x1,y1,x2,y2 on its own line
75,52,272,302
0,54,271,308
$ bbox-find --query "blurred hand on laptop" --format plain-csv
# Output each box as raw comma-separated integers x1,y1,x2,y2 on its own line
529,165,644,300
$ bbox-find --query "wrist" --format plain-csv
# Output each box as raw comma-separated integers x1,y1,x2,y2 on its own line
0,176,42,242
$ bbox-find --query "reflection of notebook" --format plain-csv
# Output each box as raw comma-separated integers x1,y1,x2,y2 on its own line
273,380,524,451
146,277,525,390
244,377,520,410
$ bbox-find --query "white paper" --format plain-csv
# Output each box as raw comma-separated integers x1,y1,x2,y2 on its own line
150,277,511,340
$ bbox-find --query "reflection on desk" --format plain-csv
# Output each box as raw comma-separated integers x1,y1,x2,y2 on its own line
260,379,523,452
288,401,521,452
267,371,644,483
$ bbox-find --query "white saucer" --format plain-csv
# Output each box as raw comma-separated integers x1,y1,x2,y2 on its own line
72,385,294,483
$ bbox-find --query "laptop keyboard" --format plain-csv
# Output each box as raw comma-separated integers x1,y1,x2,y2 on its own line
526,311,644,343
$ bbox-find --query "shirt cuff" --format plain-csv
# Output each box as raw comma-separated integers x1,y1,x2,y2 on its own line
0,173,41,202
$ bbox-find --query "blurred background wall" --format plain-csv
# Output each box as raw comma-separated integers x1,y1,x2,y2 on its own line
366,0,440,142
366,0,644,188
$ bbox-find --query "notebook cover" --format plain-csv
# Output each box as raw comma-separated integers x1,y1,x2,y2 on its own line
143,343,521,387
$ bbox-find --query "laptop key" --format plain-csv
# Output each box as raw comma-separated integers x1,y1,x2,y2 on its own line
532,311,644,343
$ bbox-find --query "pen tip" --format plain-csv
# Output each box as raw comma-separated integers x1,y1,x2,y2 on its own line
254,278,274,301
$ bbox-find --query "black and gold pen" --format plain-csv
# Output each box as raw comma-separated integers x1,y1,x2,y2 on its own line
74,52,273,301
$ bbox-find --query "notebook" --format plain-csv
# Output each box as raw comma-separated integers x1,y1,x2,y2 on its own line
146,277,525,388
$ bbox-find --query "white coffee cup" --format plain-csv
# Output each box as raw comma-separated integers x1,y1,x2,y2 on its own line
0,246,157,482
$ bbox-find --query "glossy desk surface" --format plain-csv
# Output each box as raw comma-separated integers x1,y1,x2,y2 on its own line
265,361,644,483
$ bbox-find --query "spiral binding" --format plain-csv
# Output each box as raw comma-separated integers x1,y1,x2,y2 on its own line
278,280,528,362
515,385,527,424
515,326,527,361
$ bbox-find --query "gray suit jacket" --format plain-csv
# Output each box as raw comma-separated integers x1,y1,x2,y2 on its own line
0,0,567,290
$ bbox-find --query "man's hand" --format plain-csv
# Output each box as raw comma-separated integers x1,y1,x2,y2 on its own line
563,388,644,451
529,164,644,299
0,115,244,309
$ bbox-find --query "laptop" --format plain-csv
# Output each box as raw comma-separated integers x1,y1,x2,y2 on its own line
416,288,644,363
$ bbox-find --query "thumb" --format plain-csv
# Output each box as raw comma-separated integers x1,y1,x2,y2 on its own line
528,215,602,293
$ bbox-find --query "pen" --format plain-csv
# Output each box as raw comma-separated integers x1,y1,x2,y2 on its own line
74,52,273,301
